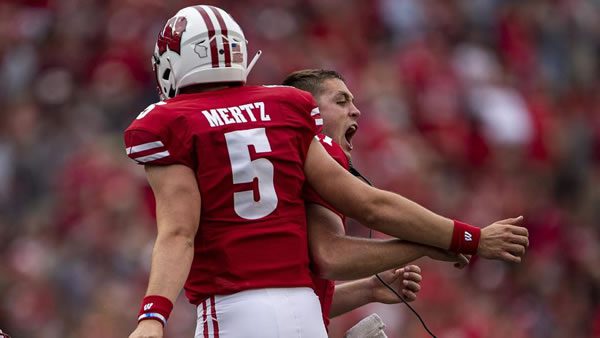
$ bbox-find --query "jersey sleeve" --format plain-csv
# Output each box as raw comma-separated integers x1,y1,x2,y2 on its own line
281,87,323,163
303,134,349,218
294,88,323,135
315,134,350,169
124,104,195,168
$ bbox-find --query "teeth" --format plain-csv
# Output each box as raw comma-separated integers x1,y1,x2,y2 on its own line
345,125,358,151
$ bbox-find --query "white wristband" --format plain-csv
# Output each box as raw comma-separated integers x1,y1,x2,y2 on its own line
138,312,167,327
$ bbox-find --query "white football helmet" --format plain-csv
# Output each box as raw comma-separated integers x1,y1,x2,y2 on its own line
152,5,261,100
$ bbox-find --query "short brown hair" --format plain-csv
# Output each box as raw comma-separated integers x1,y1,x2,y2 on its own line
282,69,345,97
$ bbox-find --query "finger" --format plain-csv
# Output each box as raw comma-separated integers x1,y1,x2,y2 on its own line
402,289,417,302
500,251,522,263
506,244,526,257
404,265,421,273
510,234,529,247
497,216,524,225
509,226,529,237
403,280,421,292
403,272,422,283
454,254,470,267
458,254,470,263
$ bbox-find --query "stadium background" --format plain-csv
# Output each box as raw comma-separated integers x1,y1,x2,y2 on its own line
1,0,599,337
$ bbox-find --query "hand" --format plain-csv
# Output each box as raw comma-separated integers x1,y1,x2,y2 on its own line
129,320,164,338
478,216,529,263
370,265,422,304
426,247,471,269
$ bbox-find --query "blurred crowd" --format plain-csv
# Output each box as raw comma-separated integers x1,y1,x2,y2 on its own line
1,0,599,337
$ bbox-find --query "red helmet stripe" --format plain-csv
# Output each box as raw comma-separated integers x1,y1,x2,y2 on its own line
194,6,219,68
209,6,231,67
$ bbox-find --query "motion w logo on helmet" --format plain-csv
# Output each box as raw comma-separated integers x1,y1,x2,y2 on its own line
157,16,188,55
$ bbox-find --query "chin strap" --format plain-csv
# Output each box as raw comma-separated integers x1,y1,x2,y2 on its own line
246,50,262,78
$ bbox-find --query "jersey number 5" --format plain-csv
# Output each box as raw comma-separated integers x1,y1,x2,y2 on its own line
224,128,278,220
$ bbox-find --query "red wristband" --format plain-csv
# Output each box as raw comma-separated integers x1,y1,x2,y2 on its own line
450,220,481,255
137,295,173,327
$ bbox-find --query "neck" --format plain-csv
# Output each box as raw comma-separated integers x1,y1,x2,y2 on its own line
179,82,243,94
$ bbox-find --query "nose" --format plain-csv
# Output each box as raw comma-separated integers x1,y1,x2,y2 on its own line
349,103,361,118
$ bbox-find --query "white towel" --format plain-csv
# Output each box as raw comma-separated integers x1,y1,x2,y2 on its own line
344,313,388,338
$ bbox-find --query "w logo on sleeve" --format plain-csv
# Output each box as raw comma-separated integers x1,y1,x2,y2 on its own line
143,303,154,311
157,16,188,55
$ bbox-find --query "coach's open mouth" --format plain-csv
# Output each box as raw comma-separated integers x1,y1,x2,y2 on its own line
345,124,358,150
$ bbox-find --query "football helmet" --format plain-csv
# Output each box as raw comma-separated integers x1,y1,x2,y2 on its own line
152,5,261,100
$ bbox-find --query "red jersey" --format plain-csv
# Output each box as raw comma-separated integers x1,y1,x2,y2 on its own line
303,134,349,327
124,85,322,304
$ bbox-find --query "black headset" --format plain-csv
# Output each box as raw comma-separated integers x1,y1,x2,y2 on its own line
349,163,437,338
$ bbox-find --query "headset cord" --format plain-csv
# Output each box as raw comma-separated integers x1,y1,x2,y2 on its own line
348,165,437,338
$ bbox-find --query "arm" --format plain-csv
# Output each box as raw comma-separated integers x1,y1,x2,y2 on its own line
304,139,529,261
304,140,453,249
307,203,463,280
129,164,201,338
330,266,422,318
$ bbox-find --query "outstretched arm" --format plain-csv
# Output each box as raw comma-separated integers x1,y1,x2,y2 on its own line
304,139,529,261
129,164,201,338
307,203,466,280
305,140,453,249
